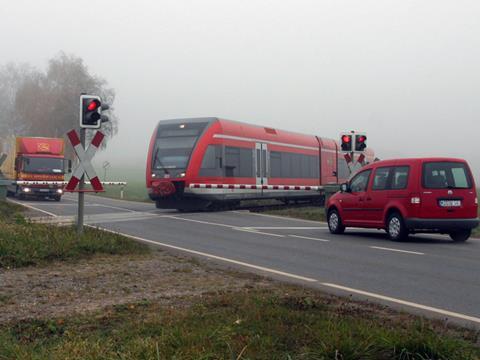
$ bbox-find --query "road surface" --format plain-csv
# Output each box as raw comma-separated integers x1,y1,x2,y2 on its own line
9,194,480,328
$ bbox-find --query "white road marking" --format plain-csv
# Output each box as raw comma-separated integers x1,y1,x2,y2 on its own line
247,226,328,230
89,226,317,282
321,283,480,325
370,246,424,255
234,228,285,238
288,234,330,242
233,210,327,224
9,199,480,326
165,215,234,228
7,199,58,217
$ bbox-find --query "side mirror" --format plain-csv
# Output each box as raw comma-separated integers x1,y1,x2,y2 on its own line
340,183,350,193
14,158,21,172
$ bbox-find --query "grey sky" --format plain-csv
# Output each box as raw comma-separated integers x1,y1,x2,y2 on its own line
1,0,479,178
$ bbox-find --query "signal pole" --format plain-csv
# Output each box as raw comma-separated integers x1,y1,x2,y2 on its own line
77,127,86,235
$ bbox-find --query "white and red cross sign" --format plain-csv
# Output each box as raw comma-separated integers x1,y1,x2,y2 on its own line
65,129,104,192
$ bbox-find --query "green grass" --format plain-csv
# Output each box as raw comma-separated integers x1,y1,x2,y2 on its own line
0,201,149,268
0,290,478,359
96,180,150,202
265,206,326,222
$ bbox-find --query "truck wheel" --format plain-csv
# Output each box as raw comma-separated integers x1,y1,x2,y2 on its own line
328,209,345,234
54,195,62,202
387,212,408,241
449,230,471,242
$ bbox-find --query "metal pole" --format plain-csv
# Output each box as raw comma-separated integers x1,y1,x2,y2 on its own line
77,128,86,235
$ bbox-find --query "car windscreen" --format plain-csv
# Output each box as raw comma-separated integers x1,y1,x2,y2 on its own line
23,157,64,174
422,162,472,189
152,122,208,173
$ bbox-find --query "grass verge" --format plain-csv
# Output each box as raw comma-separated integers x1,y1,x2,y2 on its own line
0,289,478,359
264,206,326,222
94,180,150,202
0,201,149,268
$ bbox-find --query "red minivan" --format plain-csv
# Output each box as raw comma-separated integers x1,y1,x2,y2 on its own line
326,158,479,241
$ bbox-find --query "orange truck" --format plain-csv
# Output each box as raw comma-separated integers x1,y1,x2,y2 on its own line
0,137,70,201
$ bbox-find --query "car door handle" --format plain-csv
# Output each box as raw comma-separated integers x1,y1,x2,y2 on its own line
366,197,372,201
358,198,364,202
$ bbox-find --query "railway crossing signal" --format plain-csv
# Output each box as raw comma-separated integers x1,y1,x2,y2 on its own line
80,94,110,129
340,131,368,174
65,130,105,192
341,134,353,152
355,134,367,152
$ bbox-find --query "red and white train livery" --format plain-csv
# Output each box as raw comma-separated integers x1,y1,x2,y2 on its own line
146,117,374,210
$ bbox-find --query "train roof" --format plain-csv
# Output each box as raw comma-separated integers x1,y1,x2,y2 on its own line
156,117,338,149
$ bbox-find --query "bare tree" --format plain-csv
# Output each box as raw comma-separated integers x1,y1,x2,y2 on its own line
0,63,40,143
1,52,118,149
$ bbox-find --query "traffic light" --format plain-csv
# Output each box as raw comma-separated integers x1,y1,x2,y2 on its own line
80,95,109,129
340,134,352,152
355,134,367,152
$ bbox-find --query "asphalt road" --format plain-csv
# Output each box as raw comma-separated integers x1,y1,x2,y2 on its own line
9,194,480,328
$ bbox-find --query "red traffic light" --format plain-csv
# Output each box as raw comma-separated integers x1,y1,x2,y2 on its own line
87,100,100,111
357,135,366,143
342,135,351,143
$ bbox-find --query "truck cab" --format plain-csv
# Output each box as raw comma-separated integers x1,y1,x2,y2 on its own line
2,137,70,201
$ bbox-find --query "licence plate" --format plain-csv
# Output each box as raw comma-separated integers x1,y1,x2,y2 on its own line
39,189,50,193
439,200,461,207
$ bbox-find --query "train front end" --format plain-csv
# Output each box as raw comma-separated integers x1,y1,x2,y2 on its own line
146,118,215,210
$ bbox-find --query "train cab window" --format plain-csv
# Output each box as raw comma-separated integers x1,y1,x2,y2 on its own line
225,146,253,177
200,145,223,177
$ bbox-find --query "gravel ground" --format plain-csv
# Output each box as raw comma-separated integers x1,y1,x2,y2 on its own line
0,250,272,324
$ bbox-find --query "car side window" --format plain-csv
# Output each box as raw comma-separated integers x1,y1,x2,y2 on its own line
372,167,392,191
391,166,409,190
350,170,372,193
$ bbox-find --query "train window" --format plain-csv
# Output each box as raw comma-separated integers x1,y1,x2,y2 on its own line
270,151,281,177
199,145,223,177
337,158,350,180
270,151,319,179
225,146,253,177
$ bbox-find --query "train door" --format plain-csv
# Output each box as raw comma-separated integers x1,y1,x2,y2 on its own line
255,143,268,186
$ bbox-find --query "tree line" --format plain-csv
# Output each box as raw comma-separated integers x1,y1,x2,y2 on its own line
0,52,118,149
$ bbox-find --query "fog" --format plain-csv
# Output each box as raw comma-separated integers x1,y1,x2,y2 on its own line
1,0,479,179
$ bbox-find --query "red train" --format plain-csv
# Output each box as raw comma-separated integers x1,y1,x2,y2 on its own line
146,117,374,210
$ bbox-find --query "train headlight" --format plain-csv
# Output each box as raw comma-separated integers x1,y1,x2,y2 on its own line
23,187,31,193
152,173,156,178
57,189,64,194
179,172,186,177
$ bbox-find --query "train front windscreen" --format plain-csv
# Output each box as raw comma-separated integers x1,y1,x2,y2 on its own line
152,122,208,178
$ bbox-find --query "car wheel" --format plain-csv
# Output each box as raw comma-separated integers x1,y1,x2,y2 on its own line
54,195,61,202
328,209,345,234
387,213,408,241
449,230,471,242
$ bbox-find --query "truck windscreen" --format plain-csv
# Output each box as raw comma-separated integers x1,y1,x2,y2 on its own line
23,157,64,174
152,122,207,173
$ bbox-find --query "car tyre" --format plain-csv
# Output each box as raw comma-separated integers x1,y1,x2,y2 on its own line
328,209,345,234
449,230,471,242
387,212,408,241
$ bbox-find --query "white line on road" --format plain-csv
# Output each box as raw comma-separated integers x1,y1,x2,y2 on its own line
234,228,285,237
247,226,328,230
165,215,234,228
288,234,330,242
321,283,480,325
8,199,58,217
91,226,317,282
233,210,328,224
370,246,424,255
90,225,480,326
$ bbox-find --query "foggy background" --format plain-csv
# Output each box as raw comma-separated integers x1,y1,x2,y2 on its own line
1,0,479,181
